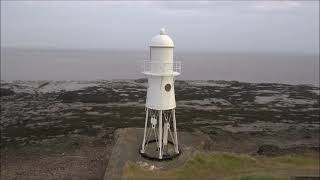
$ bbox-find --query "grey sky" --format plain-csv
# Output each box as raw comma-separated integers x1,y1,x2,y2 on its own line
1,1,319,53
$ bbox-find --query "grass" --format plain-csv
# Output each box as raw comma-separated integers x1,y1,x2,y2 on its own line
123,152,319,180
229,175,284,180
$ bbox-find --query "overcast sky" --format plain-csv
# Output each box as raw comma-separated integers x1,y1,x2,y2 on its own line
1,1,319,54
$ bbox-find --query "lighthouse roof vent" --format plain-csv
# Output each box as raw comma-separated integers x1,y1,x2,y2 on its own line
150,28,174,48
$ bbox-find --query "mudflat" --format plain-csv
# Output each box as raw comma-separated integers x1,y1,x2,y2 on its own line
1,79,319,179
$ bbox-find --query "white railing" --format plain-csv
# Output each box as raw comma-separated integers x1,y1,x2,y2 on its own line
143,60,181,75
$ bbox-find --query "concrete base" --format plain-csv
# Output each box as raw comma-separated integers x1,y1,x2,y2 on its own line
103,128,211,180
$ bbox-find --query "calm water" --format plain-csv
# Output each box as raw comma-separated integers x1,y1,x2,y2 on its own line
1,48,319,86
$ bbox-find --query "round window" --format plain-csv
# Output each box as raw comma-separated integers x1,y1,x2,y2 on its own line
165,84,171,92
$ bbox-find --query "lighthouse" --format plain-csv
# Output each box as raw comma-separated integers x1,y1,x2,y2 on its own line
140,28,181,160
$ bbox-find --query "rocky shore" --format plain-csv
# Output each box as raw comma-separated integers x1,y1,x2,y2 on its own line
1,79,319,179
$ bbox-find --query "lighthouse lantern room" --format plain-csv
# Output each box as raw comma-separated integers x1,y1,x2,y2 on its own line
140,28,181,160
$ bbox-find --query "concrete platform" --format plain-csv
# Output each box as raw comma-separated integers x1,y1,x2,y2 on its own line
103,128,212,180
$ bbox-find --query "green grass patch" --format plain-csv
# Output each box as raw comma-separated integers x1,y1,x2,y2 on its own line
229,175,285,180
123,152,319,180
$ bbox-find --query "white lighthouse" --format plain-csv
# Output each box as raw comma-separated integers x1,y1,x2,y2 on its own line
140,28,181,160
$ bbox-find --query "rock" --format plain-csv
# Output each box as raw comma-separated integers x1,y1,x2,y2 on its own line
0,88,15,97
257,144,282,156
134,78,147,83
149,165,155,170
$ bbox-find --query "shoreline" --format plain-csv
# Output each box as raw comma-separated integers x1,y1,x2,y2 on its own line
1,79,319,179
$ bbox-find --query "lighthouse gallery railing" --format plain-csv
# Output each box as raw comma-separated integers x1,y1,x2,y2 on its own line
143,60,181,75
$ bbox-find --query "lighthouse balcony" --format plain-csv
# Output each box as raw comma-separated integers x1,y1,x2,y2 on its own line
142,60,181,76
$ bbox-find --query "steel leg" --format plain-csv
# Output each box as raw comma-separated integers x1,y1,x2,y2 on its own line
141,108,148,153
172,109,179,153
158,110,163,159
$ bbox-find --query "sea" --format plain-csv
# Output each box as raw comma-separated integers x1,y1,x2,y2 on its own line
1,48,319,86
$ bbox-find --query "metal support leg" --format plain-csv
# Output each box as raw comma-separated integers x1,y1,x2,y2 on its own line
163,122,169,146
172,109,179,153
141,108,148,153
158,110,163,159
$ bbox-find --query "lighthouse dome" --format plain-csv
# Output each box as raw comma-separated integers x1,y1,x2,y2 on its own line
150,28,174,48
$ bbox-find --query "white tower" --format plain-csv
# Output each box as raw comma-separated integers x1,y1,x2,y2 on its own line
140,28,181,160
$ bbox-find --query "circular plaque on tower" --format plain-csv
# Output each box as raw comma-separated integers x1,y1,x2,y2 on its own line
165,84,171,92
